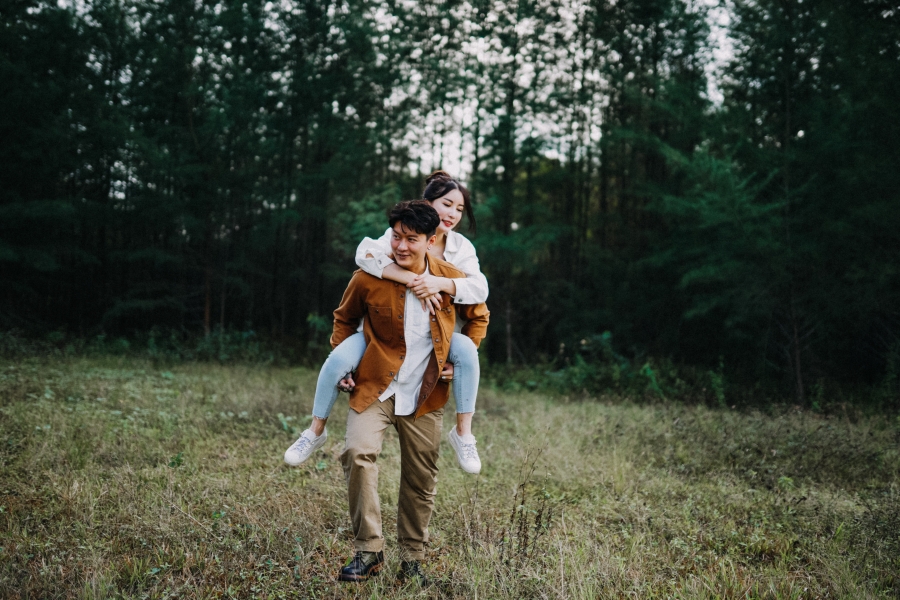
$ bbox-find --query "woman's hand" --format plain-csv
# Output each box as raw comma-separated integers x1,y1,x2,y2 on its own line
415,293,443,314
410,274,448,314
408,274,445,298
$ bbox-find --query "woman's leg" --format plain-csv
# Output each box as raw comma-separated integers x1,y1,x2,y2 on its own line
445,332,482,473
311,331,368,420
447,332,480,425
285,332,367,466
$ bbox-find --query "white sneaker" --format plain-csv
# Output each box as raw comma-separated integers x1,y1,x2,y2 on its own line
448,428,481,474
284,428,327,466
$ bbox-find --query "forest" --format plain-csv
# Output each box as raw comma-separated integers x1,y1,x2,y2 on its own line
2,0,899,402
3,2,900,596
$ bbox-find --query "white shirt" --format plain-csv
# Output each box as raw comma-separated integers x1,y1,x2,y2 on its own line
355,228,489,305
378,263,436,415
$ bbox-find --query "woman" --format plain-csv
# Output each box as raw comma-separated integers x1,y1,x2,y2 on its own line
284,171,487,474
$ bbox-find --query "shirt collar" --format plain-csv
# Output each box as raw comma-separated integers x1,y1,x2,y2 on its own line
444,231,461,255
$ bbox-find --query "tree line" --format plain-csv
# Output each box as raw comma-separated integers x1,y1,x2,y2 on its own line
2,0,899,400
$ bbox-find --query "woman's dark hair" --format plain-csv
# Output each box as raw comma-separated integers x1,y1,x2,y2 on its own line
422,170,476,233
389,200,440,236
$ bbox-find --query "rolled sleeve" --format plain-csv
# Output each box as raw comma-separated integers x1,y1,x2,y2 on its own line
446,236,489,304
354,228,394,279
451,271,489,304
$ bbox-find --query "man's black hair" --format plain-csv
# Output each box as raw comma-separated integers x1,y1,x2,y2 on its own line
388,200,440,236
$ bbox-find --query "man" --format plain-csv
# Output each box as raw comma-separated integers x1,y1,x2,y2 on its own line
329,201,489,584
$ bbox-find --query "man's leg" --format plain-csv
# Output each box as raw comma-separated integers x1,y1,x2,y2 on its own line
395,408,443,565
341,399,394,557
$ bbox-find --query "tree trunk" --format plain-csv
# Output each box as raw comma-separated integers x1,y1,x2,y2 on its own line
204,265,211,337
790,294,805,403
506,299,513,365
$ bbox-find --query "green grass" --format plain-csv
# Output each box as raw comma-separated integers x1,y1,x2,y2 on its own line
1,357,898,598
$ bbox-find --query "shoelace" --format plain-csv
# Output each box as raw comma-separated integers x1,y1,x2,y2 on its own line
459,441,479,460
348,552,379,568
289,436,313,454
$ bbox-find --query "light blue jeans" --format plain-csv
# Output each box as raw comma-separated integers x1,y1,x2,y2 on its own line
311,331,479,419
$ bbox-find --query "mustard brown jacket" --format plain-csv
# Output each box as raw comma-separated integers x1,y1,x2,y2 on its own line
331,256,490,418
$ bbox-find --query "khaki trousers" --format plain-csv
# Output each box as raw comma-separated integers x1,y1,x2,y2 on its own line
340,397,443,561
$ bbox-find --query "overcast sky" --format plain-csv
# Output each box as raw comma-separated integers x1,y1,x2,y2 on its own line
410,0,737,179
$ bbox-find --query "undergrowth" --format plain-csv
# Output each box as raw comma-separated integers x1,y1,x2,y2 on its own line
0,328,320,367
4,329,896,414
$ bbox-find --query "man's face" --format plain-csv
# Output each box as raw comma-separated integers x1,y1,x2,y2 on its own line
390,223,435,271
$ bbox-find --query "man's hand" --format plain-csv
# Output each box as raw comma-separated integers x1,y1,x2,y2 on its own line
440,362,454,382
338,374,355,393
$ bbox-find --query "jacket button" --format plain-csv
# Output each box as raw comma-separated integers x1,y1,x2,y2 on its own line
389,371,394,376
431,317,436,322
379,389,384,393
439,359,443,364
434,338,440,343
398,315,403,320
400,335,404,340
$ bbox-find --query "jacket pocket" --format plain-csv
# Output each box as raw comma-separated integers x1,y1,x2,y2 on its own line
367,305,393,342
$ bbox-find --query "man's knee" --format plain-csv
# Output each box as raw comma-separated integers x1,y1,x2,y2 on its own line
341,443,379,473
398,435,441,486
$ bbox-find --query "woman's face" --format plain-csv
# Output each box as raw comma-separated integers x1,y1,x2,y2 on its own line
430,188,465,235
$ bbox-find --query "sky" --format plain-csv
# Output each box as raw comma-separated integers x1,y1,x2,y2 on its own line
408,0,737,180
55,0,737,183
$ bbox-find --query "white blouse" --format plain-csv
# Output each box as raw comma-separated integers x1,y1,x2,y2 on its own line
355,228,489,304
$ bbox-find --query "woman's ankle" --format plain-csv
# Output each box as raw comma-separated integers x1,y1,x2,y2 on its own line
455,413,474,437
311,416,327,437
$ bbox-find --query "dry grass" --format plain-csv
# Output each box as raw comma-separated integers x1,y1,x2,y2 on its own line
1,357,898,598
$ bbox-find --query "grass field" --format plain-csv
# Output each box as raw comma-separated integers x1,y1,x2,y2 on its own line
1,357,898,599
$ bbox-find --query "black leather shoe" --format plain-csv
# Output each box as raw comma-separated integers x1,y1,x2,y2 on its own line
337,551,384,582
397,560,428,586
